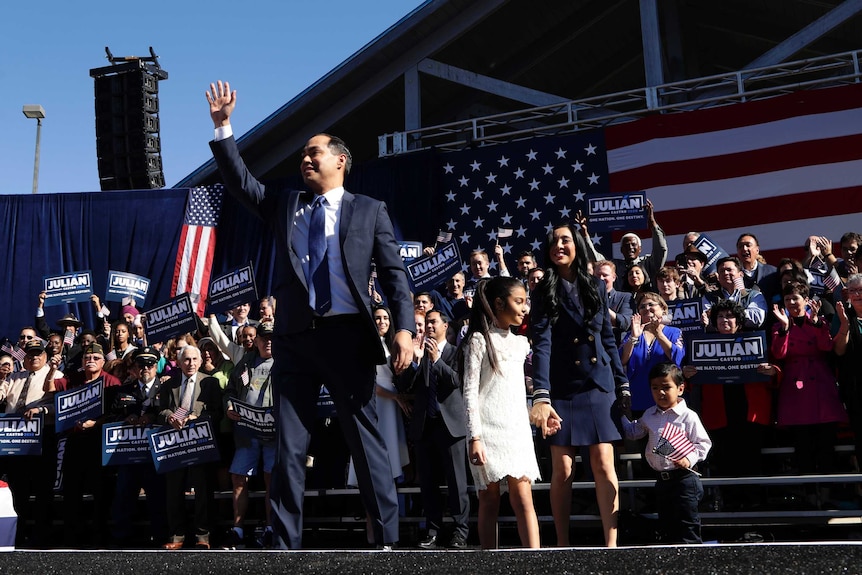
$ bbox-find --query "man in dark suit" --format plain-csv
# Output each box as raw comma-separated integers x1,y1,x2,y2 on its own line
736,232,779,303
206,81,415,550
594,260,634,347
401,310,469,549
158,345,223,550
220,302,259,343
110,346,167,547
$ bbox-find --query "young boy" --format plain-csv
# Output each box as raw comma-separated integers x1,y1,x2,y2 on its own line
622,362,712,544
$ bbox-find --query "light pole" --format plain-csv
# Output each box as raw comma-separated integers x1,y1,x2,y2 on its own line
22,104,46,195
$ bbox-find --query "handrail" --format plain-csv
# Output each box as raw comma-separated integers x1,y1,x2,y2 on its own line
379,49,862,157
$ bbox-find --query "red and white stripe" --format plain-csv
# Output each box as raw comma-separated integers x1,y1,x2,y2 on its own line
172,224,216,315
659,423,696,462
606,83,862,263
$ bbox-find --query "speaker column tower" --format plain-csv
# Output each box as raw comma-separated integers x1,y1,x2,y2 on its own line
89,47,168,191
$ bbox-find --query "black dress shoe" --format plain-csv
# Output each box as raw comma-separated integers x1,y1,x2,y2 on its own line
448,533,468,549
417,534,438,549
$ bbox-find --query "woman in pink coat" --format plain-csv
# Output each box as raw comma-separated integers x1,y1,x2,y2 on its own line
771,281,847,475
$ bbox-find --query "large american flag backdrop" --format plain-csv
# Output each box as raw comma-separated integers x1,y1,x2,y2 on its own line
438,83,862,268
171,185,225,316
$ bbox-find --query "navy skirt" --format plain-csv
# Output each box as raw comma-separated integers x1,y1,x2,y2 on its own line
548,386,622,447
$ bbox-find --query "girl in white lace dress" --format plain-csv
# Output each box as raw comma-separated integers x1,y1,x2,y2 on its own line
461,276,541,549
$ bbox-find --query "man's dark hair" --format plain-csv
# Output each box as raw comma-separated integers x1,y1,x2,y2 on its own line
319,133,353,174
426,309,450,325
517,251,536,262
716,256,742,271
736,232,760,247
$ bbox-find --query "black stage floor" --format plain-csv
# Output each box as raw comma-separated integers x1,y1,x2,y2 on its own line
2,543,862,575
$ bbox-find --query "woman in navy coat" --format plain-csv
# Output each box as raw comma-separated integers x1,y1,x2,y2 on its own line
529,223,631,547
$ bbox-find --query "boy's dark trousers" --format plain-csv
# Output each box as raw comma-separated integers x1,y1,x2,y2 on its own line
655,468,703,544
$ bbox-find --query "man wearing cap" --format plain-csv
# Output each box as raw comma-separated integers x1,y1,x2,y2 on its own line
222,322,276,549
0,338,63,547
53,342,121,547
158,345,223,550
110,346,167,547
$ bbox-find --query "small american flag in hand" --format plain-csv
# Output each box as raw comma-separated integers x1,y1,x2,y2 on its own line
240,368,250,386
653,423,696,462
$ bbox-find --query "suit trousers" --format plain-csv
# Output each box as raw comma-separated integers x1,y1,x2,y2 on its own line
414,416,470,538
271,321,399,549
165,462,214,538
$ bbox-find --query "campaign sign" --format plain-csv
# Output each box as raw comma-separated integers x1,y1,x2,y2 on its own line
399,241,424,261
686,331,771,385
207,262,259,316
102,422,156,466
105,270,151,305
693,233,730,276
147,420,220,474
145,293,198,343
0,414,42,456
586,191,647,232
666,298,704,335
231,398,276,440
55,379,103,433
43,270,93,306
405,241,462,292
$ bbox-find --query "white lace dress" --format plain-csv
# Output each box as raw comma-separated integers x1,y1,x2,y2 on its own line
463,327,540,491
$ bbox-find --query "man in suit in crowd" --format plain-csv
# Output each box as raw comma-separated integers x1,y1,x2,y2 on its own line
736,232,779,304
401,310,469,549
159,345,223,550
111,346,167,547
221,303,259,343
206,80,414,550
594,260,634,347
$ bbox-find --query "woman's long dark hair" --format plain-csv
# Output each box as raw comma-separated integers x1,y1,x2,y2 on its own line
457,276,523,376
534,223,601,324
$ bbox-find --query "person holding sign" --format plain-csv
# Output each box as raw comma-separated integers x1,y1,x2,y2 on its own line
158,345,223,550
682,300,777,509
223,322,276,550
0,338,63,548
208,80,414,550
110,346,167,548
53,342,121,548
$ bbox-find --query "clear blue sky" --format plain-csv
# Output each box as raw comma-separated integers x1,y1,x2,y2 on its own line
2,0,426,195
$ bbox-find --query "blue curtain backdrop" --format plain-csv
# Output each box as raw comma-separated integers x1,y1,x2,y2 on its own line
0,148,440,341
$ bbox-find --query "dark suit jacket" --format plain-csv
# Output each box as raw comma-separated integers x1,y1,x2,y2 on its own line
112,379,162,420
220,318,260,342
211,136,414,365
400,341,465,441
607,288,634,344
157,374,223,427
530,277,629,400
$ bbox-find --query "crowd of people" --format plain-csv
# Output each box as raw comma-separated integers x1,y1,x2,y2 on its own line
0,218,859,550
2,89,861,550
